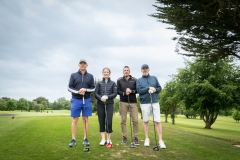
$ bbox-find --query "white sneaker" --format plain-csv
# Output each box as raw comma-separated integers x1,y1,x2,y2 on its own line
99,139,106,146
106,139,113,148
159,140,166,149
107,139,112,144
144,138,150,147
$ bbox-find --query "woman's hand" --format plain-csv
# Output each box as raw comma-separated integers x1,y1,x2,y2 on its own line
101,95,108,102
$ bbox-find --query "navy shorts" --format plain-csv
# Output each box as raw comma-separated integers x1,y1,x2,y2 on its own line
70,98,92,117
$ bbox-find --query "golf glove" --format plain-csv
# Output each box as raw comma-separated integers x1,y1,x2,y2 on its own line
102,95,108,100
148,90,153,94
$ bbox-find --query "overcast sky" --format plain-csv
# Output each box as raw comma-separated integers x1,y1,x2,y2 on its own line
0,0,187,102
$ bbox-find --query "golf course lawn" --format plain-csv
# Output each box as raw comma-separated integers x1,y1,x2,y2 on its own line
0,110,239,160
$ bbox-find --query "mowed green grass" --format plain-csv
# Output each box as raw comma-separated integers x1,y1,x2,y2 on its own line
0,111,239,160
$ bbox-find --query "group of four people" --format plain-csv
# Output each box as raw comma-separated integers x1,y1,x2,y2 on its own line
68,59,166,149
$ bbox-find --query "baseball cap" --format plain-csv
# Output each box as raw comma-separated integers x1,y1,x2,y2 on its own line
141,64,149,69
79,59,87,64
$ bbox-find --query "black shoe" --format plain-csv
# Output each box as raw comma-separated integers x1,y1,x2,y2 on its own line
122,136,127,144
134,137,140,145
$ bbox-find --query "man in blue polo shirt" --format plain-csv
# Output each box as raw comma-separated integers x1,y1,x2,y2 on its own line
68,59,95,147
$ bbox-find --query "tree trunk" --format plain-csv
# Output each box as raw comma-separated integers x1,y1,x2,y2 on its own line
171,106,176,124
203,108,219,129
164,113,168,122
171,114,175,124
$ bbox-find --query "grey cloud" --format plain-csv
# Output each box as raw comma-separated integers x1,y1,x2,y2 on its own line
0,0,185,102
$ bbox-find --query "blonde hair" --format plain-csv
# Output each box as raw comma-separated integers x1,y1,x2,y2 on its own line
102,67,111,74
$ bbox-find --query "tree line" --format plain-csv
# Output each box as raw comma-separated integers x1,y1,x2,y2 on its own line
0,97,72,112
1,57,240,127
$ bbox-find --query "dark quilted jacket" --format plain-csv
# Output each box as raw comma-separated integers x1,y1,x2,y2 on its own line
95,78,117,104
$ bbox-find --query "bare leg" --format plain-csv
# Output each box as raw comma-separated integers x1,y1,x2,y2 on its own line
101,132,106,140
155,122,163,141
107,133,111,140
71,117,79,138
82,116,88,138
143,121,149,139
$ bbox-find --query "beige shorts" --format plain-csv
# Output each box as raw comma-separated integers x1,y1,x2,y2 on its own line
140,103,161,122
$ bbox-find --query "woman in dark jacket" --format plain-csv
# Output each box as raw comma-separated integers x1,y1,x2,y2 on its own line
95,67,117,148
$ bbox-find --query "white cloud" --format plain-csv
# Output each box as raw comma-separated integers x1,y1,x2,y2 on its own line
0,0,185,102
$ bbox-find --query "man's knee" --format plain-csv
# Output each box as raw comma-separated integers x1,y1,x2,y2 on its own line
132,113,138,122
82,117,88,122
72,118,79,124
143,121,148,124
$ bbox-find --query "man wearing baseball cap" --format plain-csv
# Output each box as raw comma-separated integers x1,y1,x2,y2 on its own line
68,59,95,147
136,64,166,149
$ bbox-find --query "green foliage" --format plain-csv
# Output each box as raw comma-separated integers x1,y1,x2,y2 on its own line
151,0,240,60
232,109,240,123
17,98,29,111
6,99,17,111
50,97,70,110
183,109,198,119
28,100,35,111
0,97,17,111
136,96,142,119
159,89,170,122
31,101,37,112
91,78,100,113
91,92,97,113
176,58,240,128
160,80,181,124
0,98,7,110
114,98,120,114
219,109,233,117
33,96,49,104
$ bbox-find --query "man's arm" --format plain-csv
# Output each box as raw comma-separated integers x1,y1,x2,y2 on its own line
68,74,78,94
94,83,101,100
155,76,162,94
117,79,125,96
136,79,148,94
86,75,95,92
131,78,138,94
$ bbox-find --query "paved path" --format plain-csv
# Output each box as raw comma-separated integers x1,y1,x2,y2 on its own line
0,114,18,116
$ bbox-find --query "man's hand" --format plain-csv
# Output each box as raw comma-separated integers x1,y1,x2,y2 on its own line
148,90,153,94
149,87,156,93
78,88,87,95
126,88,131,95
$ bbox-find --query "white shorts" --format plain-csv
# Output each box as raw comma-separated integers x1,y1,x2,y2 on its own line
140,103,161,122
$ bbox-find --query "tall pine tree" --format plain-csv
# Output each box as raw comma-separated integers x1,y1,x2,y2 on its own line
151,0,240,61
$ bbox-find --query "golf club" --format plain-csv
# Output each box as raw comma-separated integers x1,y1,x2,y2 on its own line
128,95,135,148
105,103,112,148
82,96,90,152
150,93,159,151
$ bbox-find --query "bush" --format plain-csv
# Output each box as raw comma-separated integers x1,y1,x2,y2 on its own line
232,110,240,123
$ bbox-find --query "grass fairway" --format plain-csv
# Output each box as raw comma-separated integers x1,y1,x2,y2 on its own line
0,111,239,160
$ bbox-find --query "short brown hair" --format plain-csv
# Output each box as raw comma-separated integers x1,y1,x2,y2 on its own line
123,66,130,71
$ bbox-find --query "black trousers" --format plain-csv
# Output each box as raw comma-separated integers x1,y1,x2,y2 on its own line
97,102,113,133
